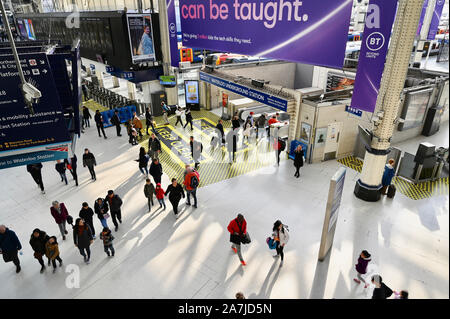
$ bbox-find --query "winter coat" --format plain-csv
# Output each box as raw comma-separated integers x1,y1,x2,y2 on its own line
148,138,161,153
372,282,393,299
132,116,143,129
50,203,69,224
184,170,200,191
382,164,395,186
83,152,96,167
79,207,95,224
155,185,165,200
83,107,91,119
232,119,240,130
185,110,193,121
73,224,93,249
144,183,155,198
55,162,66,174
165,184,185,202
294,150,304,168
94,113,103,125
138,153,149,168
100,230,114,246
111,114,120,126
94,201,109,220
227,218,247,245
69,155,77,170
355,256,371,275
0,228,22,253
45,240,60,260
105,194,123,212
149,162,163,179
27,163,42,174
216,123,225,138
273,227,290,246
29,230,49,255
256,115,266,128
145,111,153,125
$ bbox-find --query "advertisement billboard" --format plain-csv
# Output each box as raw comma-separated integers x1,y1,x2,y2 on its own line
179,0,353,68
127,14,156,64
185,80,199,105
17,20,28,39
23,19,36,40
427,0,446,40
167,0,181,67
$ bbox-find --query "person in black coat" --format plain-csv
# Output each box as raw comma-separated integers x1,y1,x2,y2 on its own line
232,115,240,131
79,202,96,238
293,145,305,178
149,158,163,185
165,178,185,218
148,133,162,160
110,110,122,137
94,110,107,139
105,190,123,232
55,160,68,185
371,275,394,299
145,107,156,135
94,198,109,229
27,162,45,193
82,148,97,181
82,106,91,127
29,228,50,273
183,107,193,130
73,218,94,264
136,147,149,176
216,119,225,145
64,154,78,186
0,225,22,273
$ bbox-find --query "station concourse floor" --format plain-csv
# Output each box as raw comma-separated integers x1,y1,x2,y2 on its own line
0,117,448,299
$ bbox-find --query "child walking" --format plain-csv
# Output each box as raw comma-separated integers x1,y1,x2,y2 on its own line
45,236,63,273
100,227,115,257
354,250,372,288
155,183,166,210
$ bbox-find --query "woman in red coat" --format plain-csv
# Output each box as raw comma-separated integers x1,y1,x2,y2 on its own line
50,201,69,240
227,214,247,266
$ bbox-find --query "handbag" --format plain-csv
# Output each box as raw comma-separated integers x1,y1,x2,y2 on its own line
103,213,110,220
266,237,277,250
236,219,251,245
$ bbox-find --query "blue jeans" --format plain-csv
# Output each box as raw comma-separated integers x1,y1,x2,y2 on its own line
139,167,148,175
59,172,68,184
104,245,115,256
100,218,108,228
186,189,197,206
158,198,166,209
78,247,91,259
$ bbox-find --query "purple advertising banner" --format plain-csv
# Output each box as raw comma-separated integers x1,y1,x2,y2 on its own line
427,0,445,40
350,0,398,113
417,0,429,37
167,0,180,67
179,0,353,68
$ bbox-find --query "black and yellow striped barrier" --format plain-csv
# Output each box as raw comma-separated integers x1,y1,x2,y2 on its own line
337,156,363,173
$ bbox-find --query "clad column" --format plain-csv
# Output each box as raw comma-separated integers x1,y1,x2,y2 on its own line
127,81,136,100
112,76,120,88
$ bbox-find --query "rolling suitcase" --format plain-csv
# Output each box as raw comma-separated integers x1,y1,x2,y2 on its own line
387,185,396,198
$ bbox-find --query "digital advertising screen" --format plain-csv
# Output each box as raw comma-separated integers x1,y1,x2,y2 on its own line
127,14,156,64
185,80,199,105
24,19,36,40
17,20,28,39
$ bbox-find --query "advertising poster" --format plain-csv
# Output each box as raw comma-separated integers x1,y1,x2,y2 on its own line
0,53,71,169
17,20,28,39
350,0,398,113
315,127,327,147
167,0,181,67
300,122,311,143
127,14,156,64
427,0,446,40
179,0,353,68
185,80,199,105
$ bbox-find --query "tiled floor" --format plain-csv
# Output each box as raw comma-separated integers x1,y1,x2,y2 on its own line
0,115,448,299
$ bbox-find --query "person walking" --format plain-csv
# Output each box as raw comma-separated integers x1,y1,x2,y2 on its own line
82,106,92,128
73,218,94,264
50,201,69,241
273,137,286,166
145,107,156,135
105,190,123,232
94,110,107,139
94,198,109,228
27,162,45,194
216,119,225,145
232,115,240,131
149,158,163,185
79,202,96,239
100,227,115,257
155,183,166,210
144,178,155,211
175,107,184,127
183,106,193,130
137,147,150,177
381,159,396,195
148,133,162,160
190,136,203,170
83,148,97,181
371,275,394,299
0,225,22,273
65,154,78,186
29,228,50,273
110,110,122,137
162,101,170,125
256,113,266,140
242,118,252,145
226,130,238,164
293,145,305,178
132,112,143,140
45,236,63,273
184,167,200,208
55,160,68,185
353,250,372,288
227,214,247,266
267,115,279,138
272,220,289,267
165,178,186,219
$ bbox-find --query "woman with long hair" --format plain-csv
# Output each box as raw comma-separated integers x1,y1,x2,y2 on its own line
137,147,149,177
73,218,94,264
272,220,290,267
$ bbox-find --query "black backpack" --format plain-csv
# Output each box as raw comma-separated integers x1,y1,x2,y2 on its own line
280,139,286,151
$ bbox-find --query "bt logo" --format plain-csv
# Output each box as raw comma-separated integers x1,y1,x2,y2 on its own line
366,32,385,51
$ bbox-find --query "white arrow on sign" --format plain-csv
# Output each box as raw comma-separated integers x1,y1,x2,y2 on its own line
42,69,48,74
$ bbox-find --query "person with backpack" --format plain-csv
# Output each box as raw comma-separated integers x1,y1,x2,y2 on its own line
274,138,286,166
105,190,123,232
272,220,289,267
381,159,396,197
50,201,69,241
26,162,45,194
0,225,22,273
79,202,96,239
184,167,200,208
73,218,94,264
110,110,122,137
165,178,186,219
190,136,203,170
100,227,115,257
136,147,150,177
82,148,97,181
144,178,155,211
55,160,68,185
371,275,394,299
94,198,109,228
29,228,50,273
94,110,107,139
227,214,247,266
155,183,166,210
45,236,63,273
150,158,163,185
353,250,372,288
184,106,194,130
293,145,305,178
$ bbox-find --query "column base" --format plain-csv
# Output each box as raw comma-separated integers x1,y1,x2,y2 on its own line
354,179,382,202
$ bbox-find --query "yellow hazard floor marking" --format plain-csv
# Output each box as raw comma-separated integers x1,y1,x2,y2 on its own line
337,156,363,173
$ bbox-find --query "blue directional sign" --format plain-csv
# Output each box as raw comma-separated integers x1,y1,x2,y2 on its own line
345,105,363,117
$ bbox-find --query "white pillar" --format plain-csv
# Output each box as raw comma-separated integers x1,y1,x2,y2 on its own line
112,76,120,88
127,81,136,100
97,72,104,88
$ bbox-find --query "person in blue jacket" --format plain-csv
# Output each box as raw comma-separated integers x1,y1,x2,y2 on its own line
381,159,396,195
0,225,22,273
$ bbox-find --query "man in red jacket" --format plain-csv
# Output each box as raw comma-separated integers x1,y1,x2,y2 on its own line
50,201,69,240
184,167,200,208
227,214,247,266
